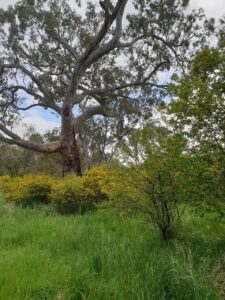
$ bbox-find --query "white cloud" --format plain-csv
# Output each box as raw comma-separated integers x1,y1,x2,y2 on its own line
14,108,60,137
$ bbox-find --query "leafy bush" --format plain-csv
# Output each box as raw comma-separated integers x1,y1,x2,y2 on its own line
103,131,187,240
51,175,101,214
0,175,53,207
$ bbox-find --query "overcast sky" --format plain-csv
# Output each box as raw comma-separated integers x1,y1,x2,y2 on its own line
0,0,224,135
0,0,224,18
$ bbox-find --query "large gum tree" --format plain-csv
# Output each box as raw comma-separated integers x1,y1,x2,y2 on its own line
0,0,214,175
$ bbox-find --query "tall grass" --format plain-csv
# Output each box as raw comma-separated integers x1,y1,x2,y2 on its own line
0,198,224,299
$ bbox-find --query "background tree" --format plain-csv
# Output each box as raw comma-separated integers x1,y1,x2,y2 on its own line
168,42,225,152
0,143,22,176
0,127,62,176
0,0,214,175
167,42,225,215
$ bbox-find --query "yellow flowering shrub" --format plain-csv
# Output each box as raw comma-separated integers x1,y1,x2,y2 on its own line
50,176,97,214
0,169,110,214
0,176,11,190
98,166,148,216
0,175,53,206
83,166,109,202
0,175,11,200
103,167,145,202
0,166,143,215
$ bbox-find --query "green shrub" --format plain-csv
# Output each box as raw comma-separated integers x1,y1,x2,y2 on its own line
0,175,53,207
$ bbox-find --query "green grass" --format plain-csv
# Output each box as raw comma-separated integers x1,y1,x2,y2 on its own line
0,198,225,300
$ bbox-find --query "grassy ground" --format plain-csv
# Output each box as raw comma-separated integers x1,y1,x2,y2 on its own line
0,198,225,300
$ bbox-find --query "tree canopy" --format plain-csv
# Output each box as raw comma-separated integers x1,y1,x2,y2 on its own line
168,42,225,153
0,0,215,175
166,42,225,215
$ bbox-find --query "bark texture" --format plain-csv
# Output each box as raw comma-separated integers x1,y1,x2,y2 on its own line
61,137,82,176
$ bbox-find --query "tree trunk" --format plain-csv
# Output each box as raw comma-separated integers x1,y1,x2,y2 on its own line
61,136,82,176
161,225,173,241
61,92,82,176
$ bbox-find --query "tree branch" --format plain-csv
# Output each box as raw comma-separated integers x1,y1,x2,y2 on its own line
78,0,127,66
78,62,167,96
0,85,62,115
0,124,61,153
84,0,128,67
150,33,185,68
0,85,43,101
116,35,145,48
47,29,78,59
0,63,50,98
68,0,128,96
72,92,88,105
73,105,113,132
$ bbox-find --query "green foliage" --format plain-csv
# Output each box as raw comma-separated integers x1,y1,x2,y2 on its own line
116,124,188,239
168,43,225,150
180,148,225,217
141,136,187,239
167,43,225,215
